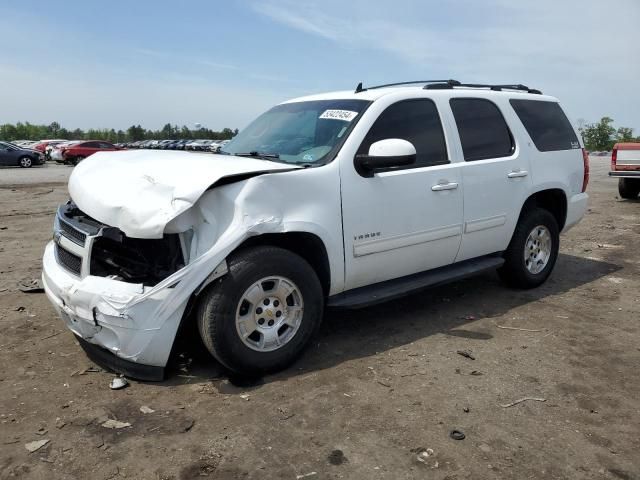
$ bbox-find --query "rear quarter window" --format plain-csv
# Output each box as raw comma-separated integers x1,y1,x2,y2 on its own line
510,100,579,152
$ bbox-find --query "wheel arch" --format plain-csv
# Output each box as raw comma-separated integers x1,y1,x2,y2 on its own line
230,232,332,297
519,188,568,231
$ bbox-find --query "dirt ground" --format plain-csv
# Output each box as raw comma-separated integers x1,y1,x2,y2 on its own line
0,158,638,480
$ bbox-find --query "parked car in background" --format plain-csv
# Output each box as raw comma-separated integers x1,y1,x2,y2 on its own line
213,139,231,153
0,141,45,167
208,140,222,152
610,143,640,199
61,141,121,165
156,140,175,149
185,139,206,150
52,141,82,163
13,140,38,149
173,140,191,150
44,140,70,161
32,139,68,154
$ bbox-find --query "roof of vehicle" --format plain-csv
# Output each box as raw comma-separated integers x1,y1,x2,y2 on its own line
614,142,640,150
284,81,559,104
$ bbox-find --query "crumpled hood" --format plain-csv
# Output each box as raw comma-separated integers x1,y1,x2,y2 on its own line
68,149,298,239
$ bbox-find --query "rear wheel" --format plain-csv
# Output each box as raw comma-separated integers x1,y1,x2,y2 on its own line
498,208,559,289
19,156,33,168
618,178,640,199
197,246,323,375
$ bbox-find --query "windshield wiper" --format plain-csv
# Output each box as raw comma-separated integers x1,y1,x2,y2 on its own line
234,151,280,160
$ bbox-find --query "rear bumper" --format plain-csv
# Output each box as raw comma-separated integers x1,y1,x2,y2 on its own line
609,171,640,178
563,192,588,233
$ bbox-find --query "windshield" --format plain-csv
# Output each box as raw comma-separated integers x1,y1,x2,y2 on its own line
222,99,370,165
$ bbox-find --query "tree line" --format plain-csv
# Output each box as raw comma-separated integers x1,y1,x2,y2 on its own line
0,122,239,143
1,117,636,151
579,117,637,151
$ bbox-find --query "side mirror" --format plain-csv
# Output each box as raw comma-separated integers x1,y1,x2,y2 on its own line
354,139,416,177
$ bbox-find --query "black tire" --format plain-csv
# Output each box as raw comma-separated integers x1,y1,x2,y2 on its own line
197,246,323,375
70,156,85,166
498,208,559,289
18,156,33,168
618,178,640,199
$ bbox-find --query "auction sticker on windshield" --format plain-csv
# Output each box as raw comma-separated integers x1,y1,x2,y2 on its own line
319,110,359,121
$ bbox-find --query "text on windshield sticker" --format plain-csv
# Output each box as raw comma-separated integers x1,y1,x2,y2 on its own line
319,110,359,121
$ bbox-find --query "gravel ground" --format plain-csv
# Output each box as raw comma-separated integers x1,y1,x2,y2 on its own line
0,163,72,187
0,157,638,480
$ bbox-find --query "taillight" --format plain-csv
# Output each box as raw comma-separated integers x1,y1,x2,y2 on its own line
611,148,618,170
581,148,589,193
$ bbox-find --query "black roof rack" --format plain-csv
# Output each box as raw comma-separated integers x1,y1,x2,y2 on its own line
354,79,459,93
354,79,542,95
425,80,541,94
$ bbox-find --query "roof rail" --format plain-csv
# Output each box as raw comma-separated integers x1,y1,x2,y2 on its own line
355,79,460,93
425,81,542,94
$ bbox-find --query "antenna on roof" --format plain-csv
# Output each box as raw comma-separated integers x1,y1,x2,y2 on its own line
354,82,365,93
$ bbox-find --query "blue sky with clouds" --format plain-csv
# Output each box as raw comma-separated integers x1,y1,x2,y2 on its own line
1,0,639,132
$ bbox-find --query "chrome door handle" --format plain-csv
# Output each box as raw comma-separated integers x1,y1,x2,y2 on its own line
507,170,528,178
431,182,459,191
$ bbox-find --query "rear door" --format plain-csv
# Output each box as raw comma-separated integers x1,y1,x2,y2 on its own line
448,97,532,261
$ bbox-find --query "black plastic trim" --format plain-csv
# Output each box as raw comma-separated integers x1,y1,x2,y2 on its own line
327,255,504,309
609,171,640,177
76,335,165,381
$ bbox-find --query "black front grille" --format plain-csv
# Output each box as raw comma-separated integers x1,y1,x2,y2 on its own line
55,244,82,275
59,218,87,246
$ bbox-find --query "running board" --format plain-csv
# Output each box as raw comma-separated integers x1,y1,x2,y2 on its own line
327,255,504,309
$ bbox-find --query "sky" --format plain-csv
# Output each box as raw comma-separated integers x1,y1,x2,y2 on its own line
1,0,639,132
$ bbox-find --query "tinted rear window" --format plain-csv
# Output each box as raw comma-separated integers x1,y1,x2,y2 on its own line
450,98,514,161
510,100,579,152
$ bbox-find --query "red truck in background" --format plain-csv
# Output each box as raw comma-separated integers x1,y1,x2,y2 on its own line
610,143,640,199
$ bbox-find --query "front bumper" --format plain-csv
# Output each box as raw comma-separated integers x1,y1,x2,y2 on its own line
76,335,164,381
42,241,188,378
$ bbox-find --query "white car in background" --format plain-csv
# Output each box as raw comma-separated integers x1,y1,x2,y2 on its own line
50,141,82,163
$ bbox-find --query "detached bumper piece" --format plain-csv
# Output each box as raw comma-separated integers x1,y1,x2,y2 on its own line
76,335,165,381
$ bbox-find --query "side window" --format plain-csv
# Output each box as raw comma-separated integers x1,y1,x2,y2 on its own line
450,98,514,161
357,99,448,170
510,100,579,152
83,142,98,148
99,142,114,149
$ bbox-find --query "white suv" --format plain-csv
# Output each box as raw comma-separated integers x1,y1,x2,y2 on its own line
42,80,589,379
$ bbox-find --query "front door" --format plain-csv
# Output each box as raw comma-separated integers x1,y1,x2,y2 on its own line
340,98,464,290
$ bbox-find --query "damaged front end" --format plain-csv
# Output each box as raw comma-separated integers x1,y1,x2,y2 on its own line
44,201,199,380
55,202,186,285
42,151,313,380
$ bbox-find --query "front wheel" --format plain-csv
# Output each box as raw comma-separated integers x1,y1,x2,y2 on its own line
618,178,640,199
70,156,85,166
197,246,323,375
498,208,559,289
19,156,33,168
